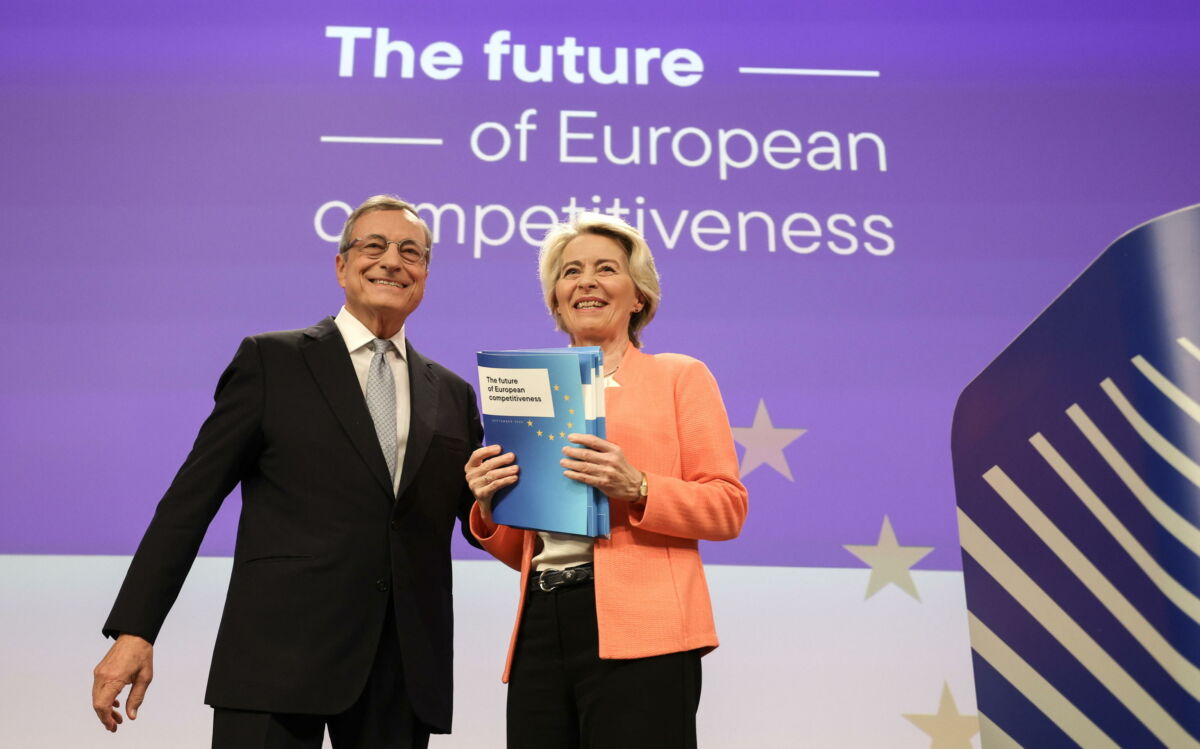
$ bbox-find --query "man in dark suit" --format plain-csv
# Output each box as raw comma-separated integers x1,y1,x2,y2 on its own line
91,195,481,748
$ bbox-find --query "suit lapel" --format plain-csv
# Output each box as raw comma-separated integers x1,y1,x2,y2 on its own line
301,318,394,498
397,340,438,501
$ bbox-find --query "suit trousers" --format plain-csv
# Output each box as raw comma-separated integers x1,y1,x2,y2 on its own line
211,601,429,749
506,580,702,749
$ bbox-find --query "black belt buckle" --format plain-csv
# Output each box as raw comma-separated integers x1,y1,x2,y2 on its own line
536,564,592,592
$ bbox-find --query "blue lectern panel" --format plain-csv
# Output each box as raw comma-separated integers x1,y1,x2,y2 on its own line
952,205,1200,747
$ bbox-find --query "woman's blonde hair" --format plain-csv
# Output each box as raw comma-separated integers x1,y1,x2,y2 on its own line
537,212,661,347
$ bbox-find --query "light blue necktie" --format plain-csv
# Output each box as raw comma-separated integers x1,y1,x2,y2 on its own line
366,338,397,479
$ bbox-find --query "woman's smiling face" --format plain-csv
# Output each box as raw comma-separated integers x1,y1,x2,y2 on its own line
554,233,642,348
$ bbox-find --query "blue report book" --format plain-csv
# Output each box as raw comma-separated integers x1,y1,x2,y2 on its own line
477,347,609,537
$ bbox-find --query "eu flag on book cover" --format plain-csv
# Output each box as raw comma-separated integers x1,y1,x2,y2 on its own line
477,347,609,537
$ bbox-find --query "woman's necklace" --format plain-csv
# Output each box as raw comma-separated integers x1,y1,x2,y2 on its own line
603,363,621,378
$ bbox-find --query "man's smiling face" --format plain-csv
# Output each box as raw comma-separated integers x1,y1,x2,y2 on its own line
335,209,429,337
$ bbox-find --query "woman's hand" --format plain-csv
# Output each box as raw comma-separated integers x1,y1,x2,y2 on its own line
561,433,644,502
464,445,519,519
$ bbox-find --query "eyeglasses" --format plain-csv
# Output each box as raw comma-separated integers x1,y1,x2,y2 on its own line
346,235,430,266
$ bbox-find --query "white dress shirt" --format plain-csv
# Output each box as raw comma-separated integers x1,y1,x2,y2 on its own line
334,306,411,493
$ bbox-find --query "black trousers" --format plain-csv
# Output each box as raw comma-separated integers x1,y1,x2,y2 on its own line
507,580,702,749
211,603,429,749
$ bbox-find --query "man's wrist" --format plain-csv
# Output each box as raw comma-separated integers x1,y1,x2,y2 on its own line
116,633,152,645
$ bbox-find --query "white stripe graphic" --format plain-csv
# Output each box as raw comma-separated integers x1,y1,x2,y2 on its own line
984,466,1200,701
970,613,1118,749
978,712,1025,749
1031,433,1200,624
1179,337,1200,363
1102,377,1200,489
1067,404,1200,554
958,509,1197,747
1132,355,1200,425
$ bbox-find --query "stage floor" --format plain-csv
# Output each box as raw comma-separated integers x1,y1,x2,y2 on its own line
1,556,977,747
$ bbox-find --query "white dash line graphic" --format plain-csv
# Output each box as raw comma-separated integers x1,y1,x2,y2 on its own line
320,136,444,145
737,67,880,78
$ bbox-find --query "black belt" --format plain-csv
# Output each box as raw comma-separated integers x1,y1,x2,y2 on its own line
530,563,594,593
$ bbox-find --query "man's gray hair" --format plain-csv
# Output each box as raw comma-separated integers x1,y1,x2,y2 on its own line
338,195,434,263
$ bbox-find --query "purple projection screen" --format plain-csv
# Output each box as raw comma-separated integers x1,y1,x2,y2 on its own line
2,1,1199,569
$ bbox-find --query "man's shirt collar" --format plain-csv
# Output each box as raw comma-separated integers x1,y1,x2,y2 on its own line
334,306,407,359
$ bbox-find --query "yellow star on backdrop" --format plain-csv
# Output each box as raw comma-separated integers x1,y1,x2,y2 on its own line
568,408,575,415
548,434,555,440
554,384,560,391
843,515,933,601
730,399,806,480
563,394,570,401
902,682,980,748
526,420,534,427
536,430,543,437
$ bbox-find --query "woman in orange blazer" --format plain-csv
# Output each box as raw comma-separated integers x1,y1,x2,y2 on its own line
465,211,748,748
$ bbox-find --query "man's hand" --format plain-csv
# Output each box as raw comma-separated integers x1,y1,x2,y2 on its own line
91,634,154,733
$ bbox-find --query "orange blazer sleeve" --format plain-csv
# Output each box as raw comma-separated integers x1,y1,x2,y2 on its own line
626,356,747,541
469,500,525,571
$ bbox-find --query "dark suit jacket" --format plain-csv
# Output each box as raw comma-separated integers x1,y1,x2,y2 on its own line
103,317,481,733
